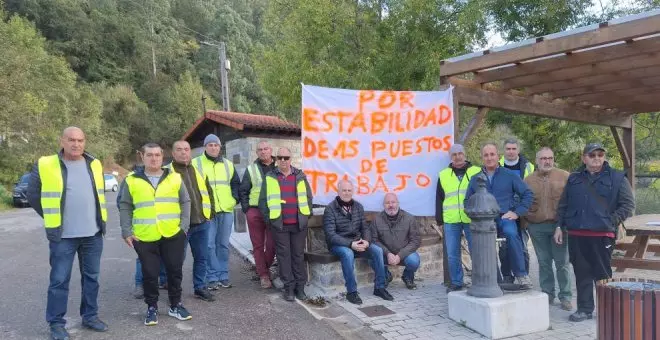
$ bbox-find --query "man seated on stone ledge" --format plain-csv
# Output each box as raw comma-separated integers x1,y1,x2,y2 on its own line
323,180,391,305
371,193,421,291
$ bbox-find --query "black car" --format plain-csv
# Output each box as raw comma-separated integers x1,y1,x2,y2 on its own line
13,173,30,207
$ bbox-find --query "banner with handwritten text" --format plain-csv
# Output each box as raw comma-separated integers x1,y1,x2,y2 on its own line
301,85,454,216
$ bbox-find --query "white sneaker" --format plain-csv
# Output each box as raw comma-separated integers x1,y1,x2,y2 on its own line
515,275,533,289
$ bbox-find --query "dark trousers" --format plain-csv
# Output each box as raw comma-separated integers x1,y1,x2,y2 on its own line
134,230,186,308
47,233,103,326
498,221,530,280
247,208,276,278
273,225,307,292
568,235,614,314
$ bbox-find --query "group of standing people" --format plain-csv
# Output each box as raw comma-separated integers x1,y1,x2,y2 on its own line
27,126,635,340
438,139,635,322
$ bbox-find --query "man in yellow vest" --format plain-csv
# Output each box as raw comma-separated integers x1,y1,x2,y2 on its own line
170,141,215,302
435,144,481,293
259,147,313,302
499,138,535,283
27,127,109,340
239,140,277,289
119,143,192,326
193,134,240,290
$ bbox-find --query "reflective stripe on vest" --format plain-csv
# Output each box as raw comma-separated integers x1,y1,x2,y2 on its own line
499,157,535,178
438,166,481,224
37,155,107,228
193,156,236,212
248,163,263,206
126,172,182,242
167,163,211,219
265,175,310,220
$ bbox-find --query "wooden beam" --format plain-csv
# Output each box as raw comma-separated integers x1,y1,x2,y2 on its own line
558,84,660,100
501,53,660,90
569,88,660,108
474,36,660,83
611,258,660,271
459,107,489,144
454,86,633,128
439,14,660,77
611,127,632,168
526,66,660,95
623,123,636,191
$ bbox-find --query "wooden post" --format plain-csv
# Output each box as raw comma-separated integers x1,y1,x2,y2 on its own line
459,106,489,144
623,122,636,192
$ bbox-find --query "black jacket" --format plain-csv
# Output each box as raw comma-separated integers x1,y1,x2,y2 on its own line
27,151,107,242
239,157,276,213
557,162,635,233
322,198,369,249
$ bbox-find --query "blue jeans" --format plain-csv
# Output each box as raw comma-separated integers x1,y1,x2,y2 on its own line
207,212,234,282
187,221,210,290
330,244,386,293
497,217,527,277
135,258,166,286
445,223,473,287
47,233,103,326
385,252,421,281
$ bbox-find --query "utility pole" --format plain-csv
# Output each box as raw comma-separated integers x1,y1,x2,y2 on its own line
201,41,231,111
201,94,207,114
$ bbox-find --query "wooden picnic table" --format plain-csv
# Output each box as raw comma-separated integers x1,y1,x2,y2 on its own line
612,214,660,272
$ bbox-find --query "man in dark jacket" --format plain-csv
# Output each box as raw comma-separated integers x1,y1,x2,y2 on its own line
372,193,421,290
28,127,109,340
465,143,534,289
323,180,390,305
239,140,277,288
556,143,634,322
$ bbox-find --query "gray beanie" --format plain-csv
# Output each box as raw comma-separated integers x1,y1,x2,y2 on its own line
204,134,221,146
449,144,465,155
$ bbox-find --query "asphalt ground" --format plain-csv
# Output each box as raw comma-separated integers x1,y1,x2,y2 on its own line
0,192,342,340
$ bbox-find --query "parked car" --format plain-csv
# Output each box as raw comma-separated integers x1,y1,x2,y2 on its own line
104,174,119,192
13,173,30,207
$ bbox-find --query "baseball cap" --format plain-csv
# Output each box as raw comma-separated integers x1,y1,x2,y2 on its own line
583,143,606,154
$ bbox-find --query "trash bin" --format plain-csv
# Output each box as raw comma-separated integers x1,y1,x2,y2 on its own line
596,278,660,340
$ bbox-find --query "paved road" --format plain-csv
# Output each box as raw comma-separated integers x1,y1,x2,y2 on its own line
0,192,342,340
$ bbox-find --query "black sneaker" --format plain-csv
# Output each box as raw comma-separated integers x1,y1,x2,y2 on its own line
402,277,417,290
81,317,108,332
346,292,363,305
282,290,295,302
207,281,220,290
218,280,232,288
144,306,158,326
49,324,69,340
194,289,215,302
446,284,464,293
373,288,394,301
569,311,593,322
168,303,192,321
295,288,308,301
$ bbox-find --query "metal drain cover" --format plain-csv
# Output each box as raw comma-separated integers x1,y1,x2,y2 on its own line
358,305,395,317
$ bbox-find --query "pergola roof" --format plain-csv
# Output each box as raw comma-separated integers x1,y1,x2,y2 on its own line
440,9,660,129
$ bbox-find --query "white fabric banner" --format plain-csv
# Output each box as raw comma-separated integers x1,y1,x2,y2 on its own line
301,85,455,216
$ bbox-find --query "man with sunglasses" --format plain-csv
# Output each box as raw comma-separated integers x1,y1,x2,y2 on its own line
556,143,634,322
259,147,313,301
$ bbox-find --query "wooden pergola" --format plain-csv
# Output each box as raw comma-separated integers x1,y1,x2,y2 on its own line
440,9,660,187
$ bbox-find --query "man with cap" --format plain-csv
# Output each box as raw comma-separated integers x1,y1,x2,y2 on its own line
436,144,481,292
192,134,240,289
556,143,634,322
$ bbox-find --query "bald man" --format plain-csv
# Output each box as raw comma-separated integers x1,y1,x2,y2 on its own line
371,193,421,290
323,180,391,304
28,127,109,340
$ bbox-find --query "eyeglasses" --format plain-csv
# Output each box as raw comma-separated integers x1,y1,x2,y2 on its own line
588,152,605,159
277,156,291,161
538,157,554,161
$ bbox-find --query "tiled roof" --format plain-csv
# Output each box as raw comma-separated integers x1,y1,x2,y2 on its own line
182,110,300,140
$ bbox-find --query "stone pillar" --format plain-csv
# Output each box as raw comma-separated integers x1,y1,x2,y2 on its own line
465,173,503,298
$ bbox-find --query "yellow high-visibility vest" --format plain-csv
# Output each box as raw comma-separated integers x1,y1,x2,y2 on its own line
37,154,107,228
167,163,211,219
247,163,264,206
499,156,534,178
438,165,481,224
125,171,182,242
193,155,236,212
265,175,310,220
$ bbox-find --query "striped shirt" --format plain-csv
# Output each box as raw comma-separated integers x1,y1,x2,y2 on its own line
278,173,298,225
